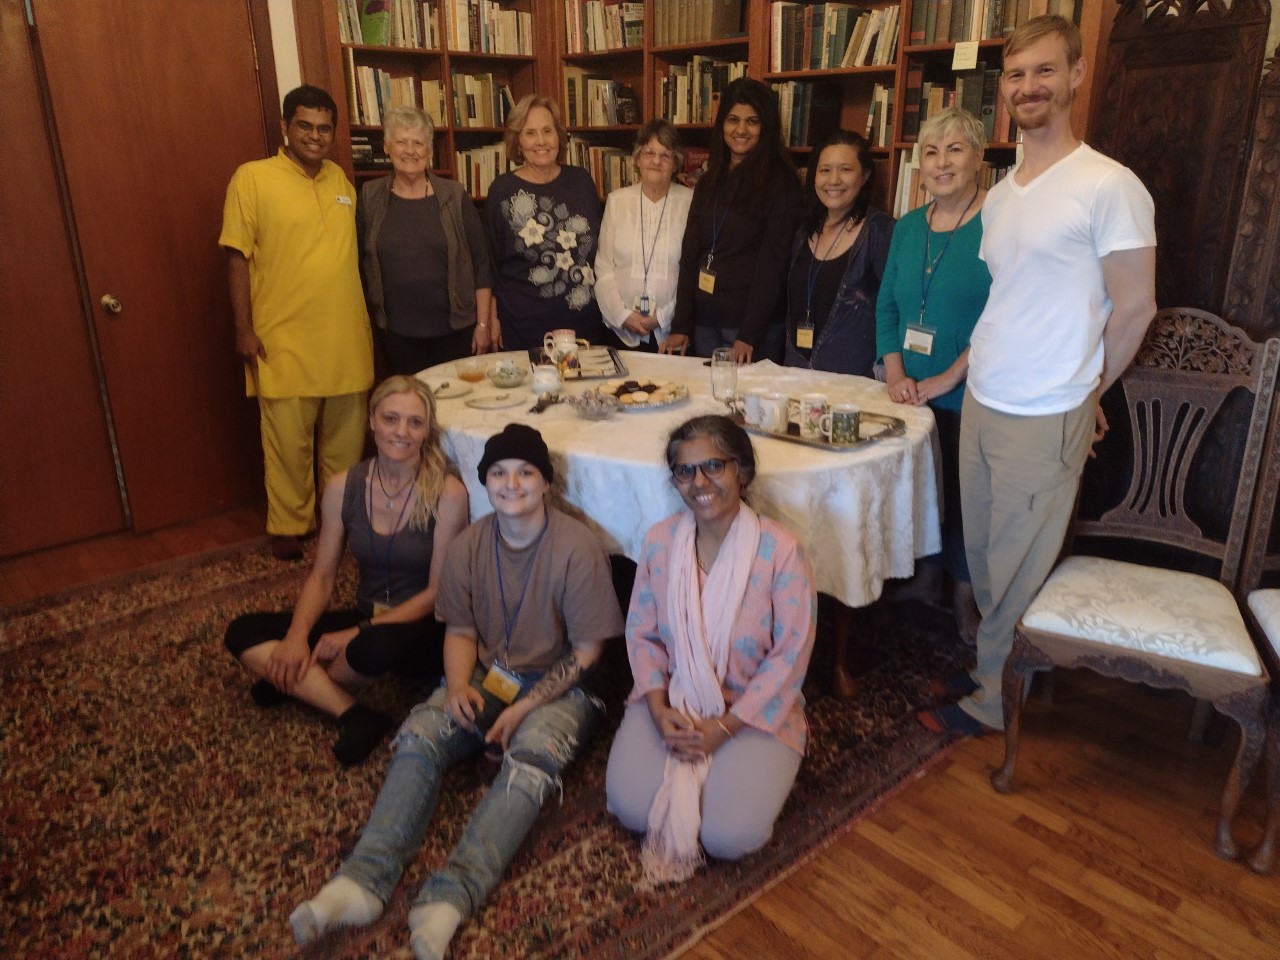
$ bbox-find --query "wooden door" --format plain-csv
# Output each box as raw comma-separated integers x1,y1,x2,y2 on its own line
0,0,125,556
28,0,270,533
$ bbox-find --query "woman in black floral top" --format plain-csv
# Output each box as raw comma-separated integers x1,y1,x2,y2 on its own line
484,94,605,350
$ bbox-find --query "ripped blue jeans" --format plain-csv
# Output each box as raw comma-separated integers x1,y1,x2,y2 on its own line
337,664,603,918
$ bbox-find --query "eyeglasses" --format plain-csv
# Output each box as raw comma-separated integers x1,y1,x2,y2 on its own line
640,148,674,163
671,458,734,483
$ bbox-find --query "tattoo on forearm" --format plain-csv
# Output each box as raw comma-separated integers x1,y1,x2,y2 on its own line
523,652,584,706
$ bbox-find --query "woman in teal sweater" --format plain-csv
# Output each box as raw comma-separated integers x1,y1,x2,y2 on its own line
876,107,991,643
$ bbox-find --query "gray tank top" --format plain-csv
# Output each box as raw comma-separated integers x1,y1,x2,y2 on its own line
342,459,436,613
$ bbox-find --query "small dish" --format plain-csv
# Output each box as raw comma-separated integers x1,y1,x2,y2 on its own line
566,389,621,420
465,390,528,411
430,380,472,399
487,359,530,389
455,356,486,384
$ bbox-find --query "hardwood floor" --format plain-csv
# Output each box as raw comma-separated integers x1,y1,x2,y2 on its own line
3,515,1276,958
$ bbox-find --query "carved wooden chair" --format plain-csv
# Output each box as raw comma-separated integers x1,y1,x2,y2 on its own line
990,308,1280,866
1241,367,1280,873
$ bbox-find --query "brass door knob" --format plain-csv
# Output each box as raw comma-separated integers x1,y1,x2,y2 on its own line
100,294,124,315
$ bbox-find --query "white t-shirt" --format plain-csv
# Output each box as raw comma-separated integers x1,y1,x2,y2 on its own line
967,143,1156,415
593,181,693,347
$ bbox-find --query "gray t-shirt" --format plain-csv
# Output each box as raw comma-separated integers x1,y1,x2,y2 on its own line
379,193,452,338
436,508,623,673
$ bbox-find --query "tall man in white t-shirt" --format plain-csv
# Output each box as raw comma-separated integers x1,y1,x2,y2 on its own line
919,16,1157,735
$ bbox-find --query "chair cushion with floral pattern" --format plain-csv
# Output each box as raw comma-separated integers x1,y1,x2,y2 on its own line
1022,556,1262,675
1247,589,1280,656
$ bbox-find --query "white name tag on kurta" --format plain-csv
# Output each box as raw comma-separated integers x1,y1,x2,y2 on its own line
335,195,353,205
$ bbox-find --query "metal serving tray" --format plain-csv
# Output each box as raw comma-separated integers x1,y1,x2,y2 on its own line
527,345,629,380
731,410,906,451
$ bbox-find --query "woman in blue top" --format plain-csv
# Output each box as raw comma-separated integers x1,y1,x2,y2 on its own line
784,130,894,376
876,107,991,643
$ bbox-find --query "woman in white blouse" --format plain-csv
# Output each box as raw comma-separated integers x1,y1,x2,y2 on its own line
595,119,693,351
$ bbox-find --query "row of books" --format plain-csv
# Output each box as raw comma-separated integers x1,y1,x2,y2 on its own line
563,69,642,126
770,81,842,148
657,56,749,125
453,142,513,196
770,3,901,73
343,51,417,126
892,146,1013,216
901,61,1016,143
566,138,640,196
351,131,392,169
444,0,533,55
908,0,1078,46
653,0,744,47
337,0,440,48
562,1,644,53
866,83,895,148
450,71,516,128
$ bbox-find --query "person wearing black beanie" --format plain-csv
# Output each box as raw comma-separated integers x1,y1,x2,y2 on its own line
476,422,554,485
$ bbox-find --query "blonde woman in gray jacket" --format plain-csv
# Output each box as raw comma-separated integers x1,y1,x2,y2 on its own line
358,105,494,374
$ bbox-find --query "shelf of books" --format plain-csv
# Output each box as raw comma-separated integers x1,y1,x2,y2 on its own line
327,0,539,197
889,0,1081,215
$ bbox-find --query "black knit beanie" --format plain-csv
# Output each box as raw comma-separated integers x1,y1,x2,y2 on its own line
477,423,554,484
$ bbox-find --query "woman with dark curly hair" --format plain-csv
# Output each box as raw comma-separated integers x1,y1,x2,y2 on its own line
664,78,803,363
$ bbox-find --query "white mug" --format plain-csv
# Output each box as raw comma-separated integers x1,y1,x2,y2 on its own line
742,388,767,426
758,392,790,434
799,393,832,442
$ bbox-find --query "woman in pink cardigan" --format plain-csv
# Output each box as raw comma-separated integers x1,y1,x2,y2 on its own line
606,415,817,884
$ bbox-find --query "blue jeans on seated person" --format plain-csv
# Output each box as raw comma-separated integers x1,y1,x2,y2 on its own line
336,664,603,918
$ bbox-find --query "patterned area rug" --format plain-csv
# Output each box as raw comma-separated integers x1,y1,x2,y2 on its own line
0,542,967,959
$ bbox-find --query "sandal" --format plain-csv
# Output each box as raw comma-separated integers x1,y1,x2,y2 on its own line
916,703,997,737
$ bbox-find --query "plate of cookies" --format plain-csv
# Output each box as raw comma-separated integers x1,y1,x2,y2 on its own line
604,378,690,412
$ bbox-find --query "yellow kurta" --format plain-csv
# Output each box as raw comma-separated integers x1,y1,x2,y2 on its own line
219,149,373,398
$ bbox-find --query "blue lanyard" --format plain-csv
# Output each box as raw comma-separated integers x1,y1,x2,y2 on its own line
639,189,669,297
918,190,977,324
804,217,855,327
494,512,550,667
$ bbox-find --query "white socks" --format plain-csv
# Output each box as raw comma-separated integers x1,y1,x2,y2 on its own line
289,875,383,945
407,901,463,960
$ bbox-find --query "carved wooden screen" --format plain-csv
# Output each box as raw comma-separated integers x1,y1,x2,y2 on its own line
1223,51,1280,341
1090,0,1272,314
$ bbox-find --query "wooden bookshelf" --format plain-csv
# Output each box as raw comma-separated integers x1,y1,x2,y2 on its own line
297,0,1105,205
295,0,547,199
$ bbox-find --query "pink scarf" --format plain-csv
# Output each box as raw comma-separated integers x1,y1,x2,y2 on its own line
641,503,760,885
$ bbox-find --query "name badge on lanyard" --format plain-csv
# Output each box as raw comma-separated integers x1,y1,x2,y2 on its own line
482,662,522,704
904,323,935,356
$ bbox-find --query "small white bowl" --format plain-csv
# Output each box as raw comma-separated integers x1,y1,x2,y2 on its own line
486,362,529,389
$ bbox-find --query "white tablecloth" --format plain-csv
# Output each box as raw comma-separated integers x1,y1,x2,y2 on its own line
419,352,940,608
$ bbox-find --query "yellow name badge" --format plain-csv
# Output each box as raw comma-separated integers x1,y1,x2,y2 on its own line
795,326,814,350
373,602,392,616
481,663,521,704
698,268,716,294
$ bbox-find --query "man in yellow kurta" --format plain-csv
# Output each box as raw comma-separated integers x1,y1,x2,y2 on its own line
220,85,374,560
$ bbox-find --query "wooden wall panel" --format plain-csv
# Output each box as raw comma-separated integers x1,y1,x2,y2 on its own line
1091,0,1272,313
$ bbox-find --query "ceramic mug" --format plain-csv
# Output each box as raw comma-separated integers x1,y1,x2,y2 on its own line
831,402,861,444
543,329,588,368
742,388,767,426
798,393,832,442
758,392,791,434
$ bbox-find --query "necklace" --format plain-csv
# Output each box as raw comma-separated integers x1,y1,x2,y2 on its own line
923,188,978,274
374,458,416,510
